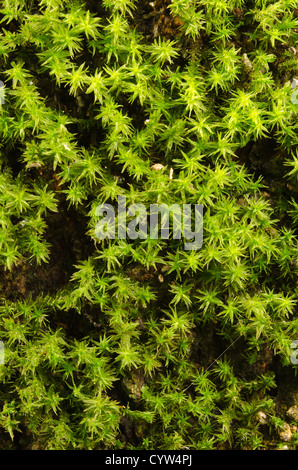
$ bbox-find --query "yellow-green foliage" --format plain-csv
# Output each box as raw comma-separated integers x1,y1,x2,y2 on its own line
0,0,297,450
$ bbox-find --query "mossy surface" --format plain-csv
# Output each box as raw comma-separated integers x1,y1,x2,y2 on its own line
0,0,297,450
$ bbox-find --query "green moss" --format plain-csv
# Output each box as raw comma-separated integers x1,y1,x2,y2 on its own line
0,0,297,450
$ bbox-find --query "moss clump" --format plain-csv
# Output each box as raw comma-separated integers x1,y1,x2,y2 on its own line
0,0,297,450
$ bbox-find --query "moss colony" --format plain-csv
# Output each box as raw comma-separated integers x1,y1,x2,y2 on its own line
0,0,297,450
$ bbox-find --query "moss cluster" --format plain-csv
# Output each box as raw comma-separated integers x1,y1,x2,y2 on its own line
0,0,297,450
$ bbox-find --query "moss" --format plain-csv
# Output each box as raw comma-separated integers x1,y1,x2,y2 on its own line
0,0,297,450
